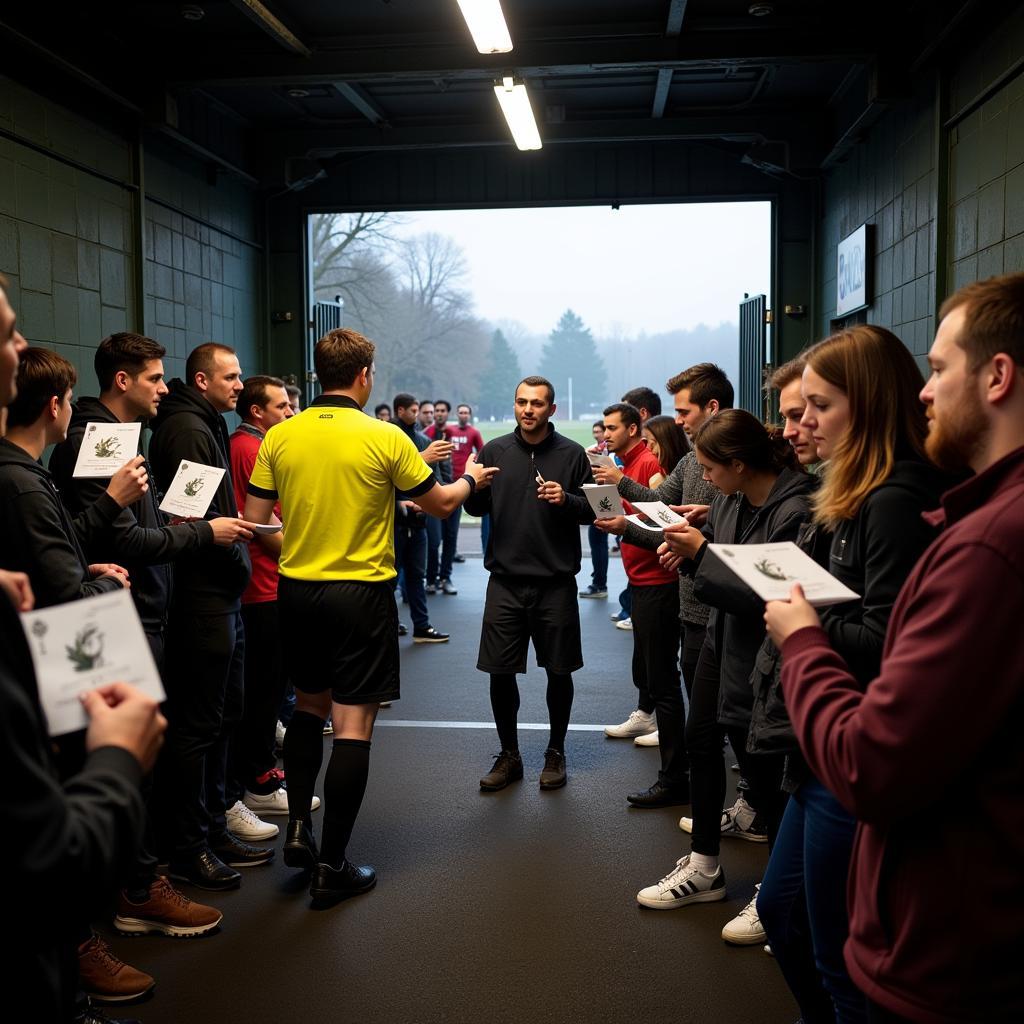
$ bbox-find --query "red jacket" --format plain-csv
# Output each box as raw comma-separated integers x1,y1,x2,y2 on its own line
230,425,279,604
619,441,677,587
781,445,1024,1023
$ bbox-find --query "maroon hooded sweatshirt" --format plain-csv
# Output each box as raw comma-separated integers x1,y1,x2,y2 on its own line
780,445,1024,1023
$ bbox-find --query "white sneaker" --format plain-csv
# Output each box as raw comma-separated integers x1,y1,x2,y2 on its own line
275,720,286,748
634,730,660,747
636,855,726,910
615,616,633,630
679,797,768,842
243,787,321,817
722,884,766,945
226,800,279,841
605,709,656,739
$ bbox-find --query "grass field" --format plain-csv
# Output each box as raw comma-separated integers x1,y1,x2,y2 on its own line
477,418,597,446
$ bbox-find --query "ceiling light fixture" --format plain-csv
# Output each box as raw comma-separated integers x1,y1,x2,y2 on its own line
748,3,775,15
493,76,542,151
456,0,513,54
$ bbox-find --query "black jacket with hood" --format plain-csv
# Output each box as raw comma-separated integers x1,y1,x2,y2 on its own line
148,380,250,613
689,466,817,729
49,397,215,632
747,458,949,772
464,425,595,579
0,437,124,608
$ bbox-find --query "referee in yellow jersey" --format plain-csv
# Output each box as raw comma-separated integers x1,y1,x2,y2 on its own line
244,328,496,904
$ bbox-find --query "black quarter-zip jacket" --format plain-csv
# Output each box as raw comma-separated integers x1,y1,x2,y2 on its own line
464,425,595,579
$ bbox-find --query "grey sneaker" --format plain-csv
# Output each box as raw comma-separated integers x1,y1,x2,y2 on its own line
479,750,523,791
440,578,458,595
539,747,567,789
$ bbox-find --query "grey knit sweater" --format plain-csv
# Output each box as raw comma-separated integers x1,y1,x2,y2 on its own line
617,450,718,626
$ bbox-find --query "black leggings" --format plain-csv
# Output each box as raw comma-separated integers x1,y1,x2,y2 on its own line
685,641,786,855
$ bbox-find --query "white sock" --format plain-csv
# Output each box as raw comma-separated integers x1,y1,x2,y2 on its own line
689,851,719,874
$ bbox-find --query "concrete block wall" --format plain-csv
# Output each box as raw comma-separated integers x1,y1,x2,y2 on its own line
947,7,1024,294
142,147,264,385
0,77,266,398
816,83,938,377
0,76,136,393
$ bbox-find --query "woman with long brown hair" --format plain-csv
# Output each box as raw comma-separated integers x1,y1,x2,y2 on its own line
757,325,948,1024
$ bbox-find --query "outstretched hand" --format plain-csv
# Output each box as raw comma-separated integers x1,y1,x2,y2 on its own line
465,453,499,490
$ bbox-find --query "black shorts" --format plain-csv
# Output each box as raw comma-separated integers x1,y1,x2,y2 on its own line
279,576,400,704
477,575,583,675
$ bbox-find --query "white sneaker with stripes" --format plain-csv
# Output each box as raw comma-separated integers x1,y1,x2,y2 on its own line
636,855,726,909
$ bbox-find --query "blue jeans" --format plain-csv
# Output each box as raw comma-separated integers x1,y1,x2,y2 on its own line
395,521,429,630
759,777,867,1024
426,509,459,583
588,524,608,590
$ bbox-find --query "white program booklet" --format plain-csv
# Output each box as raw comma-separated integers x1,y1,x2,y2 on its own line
20,589,166,737
583,483,624,519
625,500,688,532
158,460,225,518
587,452,618,470
706,542,860,607
249,523,282,535
71,422,142,478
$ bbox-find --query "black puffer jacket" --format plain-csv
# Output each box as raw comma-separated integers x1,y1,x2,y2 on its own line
149,381,250,613
691,467,817,729
747,458,949,767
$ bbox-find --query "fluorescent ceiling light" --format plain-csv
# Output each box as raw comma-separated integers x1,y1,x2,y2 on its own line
493,77,542,151
456,0,513,54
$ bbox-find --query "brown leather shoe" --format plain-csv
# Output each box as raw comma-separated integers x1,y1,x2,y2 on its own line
114,876,222,937
78,933,155,1003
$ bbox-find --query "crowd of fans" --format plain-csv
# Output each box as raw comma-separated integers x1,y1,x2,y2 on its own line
2,268,1022,1023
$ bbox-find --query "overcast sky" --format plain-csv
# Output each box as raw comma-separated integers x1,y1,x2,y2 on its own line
389,201,771,338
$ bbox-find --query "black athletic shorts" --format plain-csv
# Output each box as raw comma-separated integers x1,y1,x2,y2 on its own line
278,576,400,704
477,574,583,675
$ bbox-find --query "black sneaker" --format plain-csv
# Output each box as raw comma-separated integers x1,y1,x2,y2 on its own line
283,820,319,871
210,831,275,868
479,750,524,791
539,747,567,789
579,585,608,599
398,622,408,636
440,578,458,595
413,625,450,643
453,553,466,563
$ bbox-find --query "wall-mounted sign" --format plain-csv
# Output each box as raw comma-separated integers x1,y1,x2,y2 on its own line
836,223,871,317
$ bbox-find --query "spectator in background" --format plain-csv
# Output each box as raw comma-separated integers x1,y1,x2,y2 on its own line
285,383,302,415
447,404,484,565
580,420,610,599
374,403,392,422
417,400,435,432
426,400,457,595
621,386,662,421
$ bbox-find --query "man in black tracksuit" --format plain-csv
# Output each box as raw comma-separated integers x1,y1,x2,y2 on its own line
148,342,266,890
464,376,595,792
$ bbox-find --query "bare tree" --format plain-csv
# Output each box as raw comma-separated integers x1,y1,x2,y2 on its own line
310,211,403,310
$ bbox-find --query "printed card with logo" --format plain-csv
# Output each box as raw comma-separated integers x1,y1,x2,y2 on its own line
625,500,688,532
582,483,624,519
158,459,225,518
21,589,165,737
71,422,142,478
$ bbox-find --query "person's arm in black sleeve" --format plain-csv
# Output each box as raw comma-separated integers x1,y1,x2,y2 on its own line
622,521,662,551
618,458,685,505
1,666,144,936
559,450,596,523
11,492,123,606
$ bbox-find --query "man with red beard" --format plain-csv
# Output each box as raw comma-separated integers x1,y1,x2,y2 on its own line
765,273,1024,1023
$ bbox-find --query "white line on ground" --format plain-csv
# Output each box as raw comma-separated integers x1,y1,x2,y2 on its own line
373,720,607,731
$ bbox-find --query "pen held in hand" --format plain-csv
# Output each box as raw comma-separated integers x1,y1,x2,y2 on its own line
535,471,546,485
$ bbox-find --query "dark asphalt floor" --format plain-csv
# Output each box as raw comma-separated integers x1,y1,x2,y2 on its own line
95,537,800,1024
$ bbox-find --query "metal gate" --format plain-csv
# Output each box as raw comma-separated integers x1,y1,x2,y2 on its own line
307,298,344,404
738,293,767,417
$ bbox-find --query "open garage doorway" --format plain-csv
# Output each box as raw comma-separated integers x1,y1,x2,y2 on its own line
308,202,770,443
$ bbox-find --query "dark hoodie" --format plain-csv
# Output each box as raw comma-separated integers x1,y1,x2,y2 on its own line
0,437,124,607
49,397,215,632
690,466,817,728
148,380,250,613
